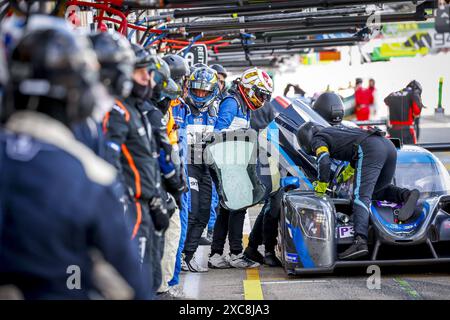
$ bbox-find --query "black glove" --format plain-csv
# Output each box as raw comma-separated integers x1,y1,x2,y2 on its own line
149,197,170,233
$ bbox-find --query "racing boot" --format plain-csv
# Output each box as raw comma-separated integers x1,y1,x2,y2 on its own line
338,235,368,260
243,246,264,265
183,253,208,273
397,189,420,222
264,251,282,267
229,253,260,269
208,253,231,269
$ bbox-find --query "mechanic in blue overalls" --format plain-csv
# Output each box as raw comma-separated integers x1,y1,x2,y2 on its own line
181,66,220,272
0,27,150,299
168,79,191,287
208,67,274,269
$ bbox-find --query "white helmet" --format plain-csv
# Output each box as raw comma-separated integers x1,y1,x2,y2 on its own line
239,67,273,110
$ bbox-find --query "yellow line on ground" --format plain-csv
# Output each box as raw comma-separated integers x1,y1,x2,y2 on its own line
445,163,450,170
242,235,264,300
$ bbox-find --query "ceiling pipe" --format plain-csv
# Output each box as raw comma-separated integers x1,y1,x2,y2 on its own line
168,0,434,18
174,11,427,33
260,26,358,38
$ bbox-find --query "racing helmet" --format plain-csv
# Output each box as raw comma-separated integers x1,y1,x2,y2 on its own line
312,92,344,126
238,67,273,111
296,122,325,155
155,79,182,114
5,27,105,125
210,64,227,79
131,43,154,69
89,31,135,99
187,66,219,112
193,63,208,69
148,56,174,101
406,80,422,95
162,54,190,85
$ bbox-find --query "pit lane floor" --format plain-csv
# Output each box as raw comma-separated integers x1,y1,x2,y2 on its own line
179,206,450,300
179,120,450,300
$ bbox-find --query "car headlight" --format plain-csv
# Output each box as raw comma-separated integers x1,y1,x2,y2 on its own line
291,198,331,241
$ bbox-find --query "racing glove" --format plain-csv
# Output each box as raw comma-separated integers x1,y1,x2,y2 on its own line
337,165,355,184
149,197,170,233
313,181,329,194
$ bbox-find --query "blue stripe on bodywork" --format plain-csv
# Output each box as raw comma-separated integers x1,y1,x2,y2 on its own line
397,151,434,164
354,146,369,213
267,121,313,189
287,223,316,268
317,152,329,181
371,202,428,232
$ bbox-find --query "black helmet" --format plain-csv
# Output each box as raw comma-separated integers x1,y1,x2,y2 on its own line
296,122,324,155
193,63,208,69
131,43,154,69
406,80,422,95
162,54,190,84
210,64,227,79
312,92,344,126
6,28,103,125
89,31,135,98
148,56,173,101
148,56,171,85
155,79,182,114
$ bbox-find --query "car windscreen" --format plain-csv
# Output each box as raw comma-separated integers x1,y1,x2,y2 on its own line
291,99,330,127
394,159,450,197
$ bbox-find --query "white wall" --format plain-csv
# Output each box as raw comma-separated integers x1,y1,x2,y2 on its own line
272,48,450,117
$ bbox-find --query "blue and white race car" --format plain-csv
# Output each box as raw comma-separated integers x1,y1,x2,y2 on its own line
269,96,450,275
205,96,450,275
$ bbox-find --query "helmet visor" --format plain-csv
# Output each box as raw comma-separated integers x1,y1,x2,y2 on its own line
253,85,272,103
190,80,215,92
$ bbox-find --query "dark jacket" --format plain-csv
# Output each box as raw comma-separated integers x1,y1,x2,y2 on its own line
103,95,161,200
310,126,381,183
0,111,150,299
250,101,276,131
384,87,423,126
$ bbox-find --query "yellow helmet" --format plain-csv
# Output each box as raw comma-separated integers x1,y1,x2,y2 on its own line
239,67,273,110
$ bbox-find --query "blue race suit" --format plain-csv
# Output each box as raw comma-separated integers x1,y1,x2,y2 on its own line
169,99,189,286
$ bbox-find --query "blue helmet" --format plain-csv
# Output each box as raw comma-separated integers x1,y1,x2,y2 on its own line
187,67,219,112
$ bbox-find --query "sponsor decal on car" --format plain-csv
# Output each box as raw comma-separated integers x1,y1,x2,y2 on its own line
338,225,354,238
285,252,299,263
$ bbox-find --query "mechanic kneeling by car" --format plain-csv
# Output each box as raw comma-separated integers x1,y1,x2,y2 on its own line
296,122,421,260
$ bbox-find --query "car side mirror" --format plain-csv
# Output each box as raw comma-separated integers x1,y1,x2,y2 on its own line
389,138,402,149
280,176,300,191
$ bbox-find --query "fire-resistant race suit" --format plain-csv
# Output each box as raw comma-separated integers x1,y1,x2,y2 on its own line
384,86,424,144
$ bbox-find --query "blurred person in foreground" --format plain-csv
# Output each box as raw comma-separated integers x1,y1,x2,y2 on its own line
0,25,150,299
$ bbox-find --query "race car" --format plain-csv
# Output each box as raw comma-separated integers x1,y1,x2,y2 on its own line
205,96,450,275
269,96,450,275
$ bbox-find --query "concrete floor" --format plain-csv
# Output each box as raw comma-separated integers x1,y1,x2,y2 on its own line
179,119,450,300
179,206,450,300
